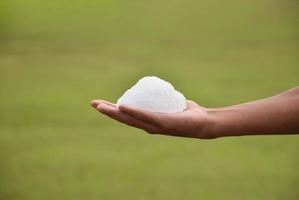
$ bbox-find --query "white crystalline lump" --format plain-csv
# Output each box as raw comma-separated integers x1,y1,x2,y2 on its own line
117,76,187,113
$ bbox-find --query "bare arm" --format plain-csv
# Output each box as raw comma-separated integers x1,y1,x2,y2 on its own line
91,87,299,139
208,86,299,137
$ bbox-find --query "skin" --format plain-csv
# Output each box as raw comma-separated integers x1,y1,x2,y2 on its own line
91,86,299,139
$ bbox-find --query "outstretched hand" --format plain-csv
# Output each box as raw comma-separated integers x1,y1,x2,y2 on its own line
91,100,215,139
91,87,299,139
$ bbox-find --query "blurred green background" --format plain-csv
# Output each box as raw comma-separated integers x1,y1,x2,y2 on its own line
0,0,299,199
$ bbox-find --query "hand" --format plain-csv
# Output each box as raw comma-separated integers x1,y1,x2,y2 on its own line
91,100,216,139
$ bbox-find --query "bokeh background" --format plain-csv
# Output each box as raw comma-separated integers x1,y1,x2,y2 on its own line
0,0,299,199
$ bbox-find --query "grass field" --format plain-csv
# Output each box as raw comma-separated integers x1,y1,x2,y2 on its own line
1,0,299,199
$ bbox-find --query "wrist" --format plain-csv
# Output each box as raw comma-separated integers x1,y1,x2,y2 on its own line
195,107,224,139
205,106,247,138
204,107,234,139
203,109,220,139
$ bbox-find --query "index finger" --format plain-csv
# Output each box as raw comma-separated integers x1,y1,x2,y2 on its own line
91,99,116,108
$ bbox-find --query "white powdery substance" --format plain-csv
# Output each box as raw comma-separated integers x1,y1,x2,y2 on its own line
117,76,187,113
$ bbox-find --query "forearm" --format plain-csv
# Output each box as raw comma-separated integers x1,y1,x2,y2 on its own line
206,87,299,138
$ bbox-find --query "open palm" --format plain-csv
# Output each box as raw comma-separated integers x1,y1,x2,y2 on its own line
91,99,214,139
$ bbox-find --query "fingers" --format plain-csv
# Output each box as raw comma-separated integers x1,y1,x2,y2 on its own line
91,99,116,108
118,104,165,127
96,103,161,134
